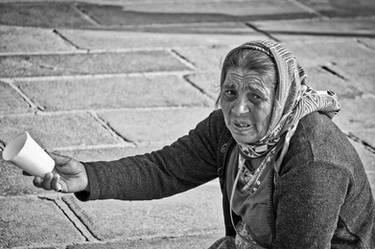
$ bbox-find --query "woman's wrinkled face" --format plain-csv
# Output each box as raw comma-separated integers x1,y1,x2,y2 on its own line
220,67,275,144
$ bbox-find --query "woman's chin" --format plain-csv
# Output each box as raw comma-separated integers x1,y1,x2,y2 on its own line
227,123,261,144
232,133,258,144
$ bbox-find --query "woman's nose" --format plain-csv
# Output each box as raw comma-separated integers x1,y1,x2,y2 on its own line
232,96,250,114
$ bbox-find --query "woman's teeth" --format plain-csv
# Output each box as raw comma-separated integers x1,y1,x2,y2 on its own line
234,122,251,128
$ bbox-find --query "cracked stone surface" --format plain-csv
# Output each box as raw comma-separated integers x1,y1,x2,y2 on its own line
0,2,93,28
0,25,77,53
66,233,222,249
0,197,84,248
0,113,121,149
14,74,211,111
0,80,31,115
61,183,223,241
0,50,191,78
56,145,162,162
97,108,212,143
253,17,375,38
0,158,46,196
335,96,375,146
76,0,314,26
282,39,375,67
58,24,261,50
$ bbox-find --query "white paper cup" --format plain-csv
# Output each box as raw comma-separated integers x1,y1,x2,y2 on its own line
2,132,55,177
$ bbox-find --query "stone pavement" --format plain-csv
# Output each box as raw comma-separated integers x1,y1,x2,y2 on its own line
0,0,374,248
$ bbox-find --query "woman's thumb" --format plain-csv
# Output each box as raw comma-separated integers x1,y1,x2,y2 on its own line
48,152,72,165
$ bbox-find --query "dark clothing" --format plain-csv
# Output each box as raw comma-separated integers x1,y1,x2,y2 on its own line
76,110,375,249
225,146,275,248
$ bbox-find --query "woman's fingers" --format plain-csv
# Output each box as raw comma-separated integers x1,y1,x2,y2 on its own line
41,172,53,190
33,173,63,192
33,176,43,188
51,174,62,192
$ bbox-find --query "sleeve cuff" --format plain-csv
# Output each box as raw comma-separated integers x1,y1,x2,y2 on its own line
74,161,101,201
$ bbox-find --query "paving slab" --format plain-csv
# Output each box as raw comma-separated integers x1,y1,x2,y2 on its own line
14,74,211,111
76,0,314,27
328,59,375,95
358,38,375,50
62,183,223,240
295,0,375,17
0,25,76,53
0,196,84,248
56,145,163,162
252,17,375,39
0,2,93,28
58,26,262,51
305,67,363,99
334,96,375,146
0,50,190,78
113,0,310,16
0,113,120,149
0,158,46,196
67,233,222,249
174,45,232,73
97,107,213,143
184,72,221,100
282,39,375,67
0,80,31,115
119,22,260,35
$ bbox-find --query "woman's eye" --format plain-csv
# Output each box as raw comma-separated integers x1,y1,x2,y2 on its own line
249,93,263,102
253,94,261,100
224,90,236,97
250,94,260,99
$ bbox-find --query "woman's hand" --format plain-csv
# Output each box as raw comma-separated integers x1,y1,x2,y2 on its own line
32,152,89,193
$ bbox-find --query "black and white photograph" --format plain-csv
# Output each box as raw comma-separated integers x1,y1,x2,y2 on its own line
0,0,374,248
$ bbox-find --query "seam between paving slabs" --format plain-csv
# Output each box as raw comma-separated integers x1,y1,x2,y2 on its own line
72,3,101,27
0,106,212,119
284,0,327,19
355,38,375,51
182,74,216,101
88,111,136,145
244,22,280,42
52,29,84,50
38,195,100,242
320,65,348,81
347,132,375,155
103,229,223,244
1,78,44,111
317,65,375,155
168,48,196,69
0,46,208,56
0,70,193,82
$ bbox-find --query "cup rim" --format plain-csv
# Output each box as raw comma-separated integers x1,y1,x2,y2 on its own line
2,132,29,161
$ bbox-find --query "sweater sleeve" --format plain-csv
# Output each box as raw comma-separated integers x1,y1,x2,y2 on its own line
75,110,222,201
272,161,351,249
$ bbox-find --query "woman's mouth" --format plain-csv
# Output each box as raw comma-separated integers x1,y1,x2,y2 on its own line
232,120,255,132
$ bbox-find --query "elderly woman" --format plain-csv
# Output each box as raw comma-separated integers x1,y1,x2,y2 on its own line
32,40,374,248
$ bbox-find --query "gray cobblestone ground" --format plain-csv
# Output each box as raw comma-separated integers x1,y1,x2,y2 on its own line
0,0,374,248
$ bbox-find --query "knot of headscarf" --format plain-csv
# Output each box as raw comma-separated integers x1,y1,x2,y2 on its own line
236,40,341,161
